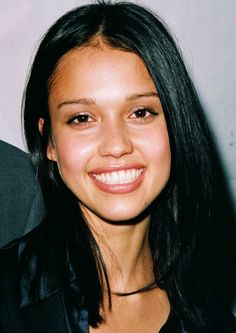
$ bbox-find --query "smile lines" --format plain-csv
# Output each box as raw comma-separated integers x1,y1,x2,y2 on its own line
91,168,144,185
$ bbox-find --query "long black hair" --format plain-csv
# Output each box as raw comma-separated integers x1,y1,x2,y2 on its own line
21,0,235,329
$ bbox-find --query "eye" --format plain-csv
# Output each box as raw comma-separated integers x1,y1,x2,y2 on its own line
130,107,158,122
66,113,95,127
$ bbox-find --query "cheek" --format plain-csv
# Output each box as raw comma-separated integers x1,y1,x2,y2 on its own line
148,131,171,195
52,135,95,177
155,131,171,165
140,126,171,167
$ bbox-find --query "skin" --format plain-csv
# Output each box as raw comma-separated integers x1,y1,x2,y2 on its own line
40,42,171,332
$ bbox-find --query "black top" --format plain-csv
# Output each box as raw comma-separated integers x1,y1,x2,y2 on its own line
0,235,235,333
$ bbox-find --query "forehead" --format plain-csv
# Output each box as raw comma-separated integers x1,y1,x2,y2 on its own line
49,45,156,96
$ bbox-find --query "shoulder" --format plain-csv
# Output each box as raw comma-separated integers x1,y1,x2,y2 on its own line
0,140,31,170
0,140,37,188
0,141,45,246
0,140,39,189
0,140,37,187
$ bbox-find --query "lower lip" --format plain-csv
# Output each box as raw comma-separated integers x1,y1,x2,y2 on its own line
89,170,145,194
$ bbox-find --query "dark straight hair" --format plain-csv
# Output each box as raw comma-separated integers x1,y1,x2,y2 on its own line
21,0,235,329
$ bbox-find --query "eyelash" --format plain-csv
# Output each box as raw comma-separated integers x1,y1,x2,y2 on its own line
66,107,158,127
66,113,93,127
131,107,158,122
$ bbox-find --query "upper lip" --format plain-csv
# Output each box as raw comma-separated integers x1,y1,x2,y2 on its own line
89,164,146,174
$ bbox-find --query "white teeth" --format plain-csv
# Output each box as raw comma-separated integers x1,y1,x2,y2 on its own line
92,169,144,185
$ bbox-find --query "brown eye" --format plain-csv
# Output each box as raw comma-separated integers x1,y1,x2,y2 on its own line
67,112,95,128
134,109,149,118
67,113,92,124
130,107,158,122
75,114,90,123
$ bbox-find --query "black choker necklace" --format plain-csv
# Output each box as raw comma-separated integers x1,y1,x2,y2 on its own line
111,280,157,296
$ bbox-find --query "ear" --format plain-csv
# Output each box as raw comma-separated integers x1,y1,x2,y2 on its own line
38,118,57,162
46,140,57,162
38,118,44,135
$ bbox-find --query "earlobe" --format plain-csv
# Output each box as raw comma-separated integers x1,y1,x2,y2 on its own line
38,118,57,162
47,141,57,162
38,118,44,135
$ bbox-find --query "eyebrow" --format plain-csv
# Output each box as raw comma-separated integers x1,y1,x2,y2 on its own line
58,98,95,109
57,91,159,109
126,92,158,101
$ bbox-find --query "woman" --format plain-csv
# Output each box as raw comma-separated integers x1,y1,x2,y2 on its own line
0,1,235,332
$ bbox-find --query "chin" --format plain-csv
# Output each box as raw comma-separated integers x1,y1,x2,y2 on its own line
95,206,151,225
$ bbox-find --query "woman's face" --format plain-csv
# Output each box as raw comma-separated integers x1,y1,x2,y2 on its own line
45,45,171,224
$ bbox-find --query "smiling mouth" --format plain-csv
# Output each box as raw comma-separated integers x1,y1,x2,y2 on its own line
91,168,145,185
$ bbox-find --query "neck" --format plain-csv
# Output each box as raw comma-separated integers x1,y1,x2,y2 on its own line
83,210,154,292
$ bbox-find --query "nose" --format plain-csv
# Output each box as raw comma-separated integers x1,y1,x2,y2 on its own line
98,122,133,158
